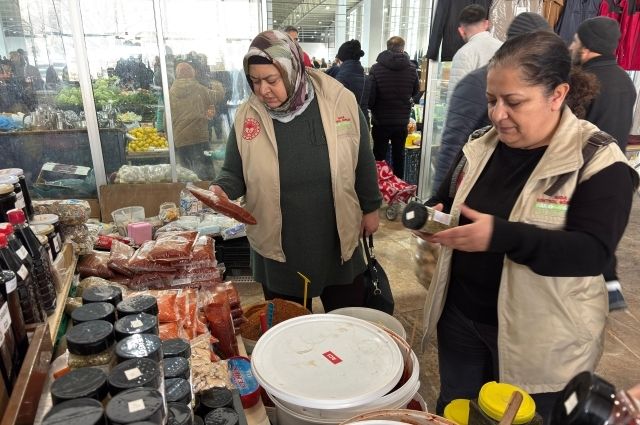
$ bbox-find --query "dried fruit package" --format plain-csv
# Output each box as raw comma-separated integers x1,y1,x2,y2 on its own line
187,185,257,225
127,241,177,273
108,240,135,277
190,334,231,394
77,252,115,279
149,231,199,263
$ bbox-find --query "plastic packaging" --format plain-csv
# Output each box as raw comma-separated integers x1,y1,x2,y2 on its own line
111,206,145,237
228,356,261,408
127,241,177,273
32,199,89,225
108,358,163,396
187,186,256,225
127,222,153,245
42,398,106,425
115,164,199,184
129,271,177,290
71,302,116,325
105,387,166,424
204,291,238,359
78,252,115,279
114,313,160,341
117,294,159,317
66,320,116,370
160,322,182,340
108,240,135,277
149,231,199,263
51,367,109,405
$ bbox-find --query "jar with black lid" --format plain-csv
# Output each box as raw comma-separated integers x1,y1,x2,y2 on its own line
0,175,26,219
82,285,123,307
164,356,190,380
205,407,239,425
108,358,162,396
197,387,233,417
163,338,191,360
71,302,116,325
194,415,204,425
105,387,166,424
31,214,63,257
0,169,34,220
0,270,27,361
168,402,194,425
0,184,16,223
66,320,115,370
42,398,106,425
117,295,159,317
115,334,163,364
114,312,159,341
50,367,109,405
165,378,192,404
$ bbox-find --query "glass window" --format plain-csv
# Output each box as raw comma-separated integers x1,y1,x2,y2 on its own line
0,0,97,199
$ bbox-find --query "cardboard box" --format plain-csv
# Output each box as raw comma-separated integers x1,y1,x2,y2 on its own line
99,181,210,221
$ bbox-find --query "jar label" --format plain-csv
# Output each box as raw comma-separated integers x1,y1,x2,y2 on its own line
433,210,452,226
15,192,25,210
16,246,28,260
17,265,29,281
131,319,144,328
125,367,142,381
0,303,12,344
53,235,62,253
5,276,16,293
128,399,146,413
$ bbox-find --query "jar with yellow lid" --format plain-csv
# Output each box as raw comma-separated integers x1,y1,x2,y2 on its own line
467,382,543,425
445,399,471,425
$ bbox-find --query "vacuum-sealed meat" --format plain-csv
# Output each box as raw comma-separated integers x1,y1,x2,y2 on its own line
187,186,257,225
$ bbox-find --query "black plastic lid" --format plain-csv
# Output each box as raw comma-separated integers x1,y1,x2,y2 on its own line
163,338,192,359
401,201,429,230
114,313,159,341
198,387,233,416
108,358,162,396
105,387,165,424
50,368,109,405
551,371,616,425
71,302,116,325
204,407,239,425
115,334,163,363
66,320,115,356
82,285,123,306
194,416,205,425
165,377,192,404
168,402,194,425
116,295,159,317
164,356,190,380
42,398,105,425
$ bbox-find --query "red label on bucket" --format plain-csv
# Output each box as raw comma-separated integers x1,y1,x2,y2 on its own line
322,351,342,364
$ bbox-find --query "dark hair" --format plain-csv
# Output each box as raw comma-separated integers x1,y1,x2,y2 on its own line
284,26,298,34
459,4,487,26
489,31,599,117
387,36,405,53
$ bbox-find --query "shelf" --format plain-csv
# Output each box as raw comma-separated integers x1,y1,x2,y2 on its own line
47,243,78,344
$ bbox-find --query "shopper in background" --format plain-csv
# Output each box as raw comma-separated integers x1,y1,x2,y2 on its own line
328,39,370,125
569,16,637,311
284,26,313,68
418,31,638,423
432,13,552,194
446,4,502,101
169,62,224,180
212,30,381,311
368,36,421,179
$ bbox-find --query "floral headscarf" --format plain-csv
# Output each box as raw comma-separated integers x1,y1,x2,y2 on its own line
243,30,314,121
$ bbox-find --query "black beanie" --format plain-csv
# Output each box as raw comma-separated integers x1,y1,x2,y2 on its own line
577,17,620,55
337,40,364,62
506,12,552,39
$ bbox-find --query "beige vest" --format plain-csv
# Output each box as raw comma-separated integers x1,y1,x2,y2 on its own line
422,107,632,394
233,69,363,262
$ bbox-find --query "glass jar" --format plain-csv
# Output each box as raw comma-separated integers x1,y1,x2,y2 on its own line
51,367,109,405
66,320,116,371
0,169,34,220
105,387,166,424
116,295,159,317
107,358,162,396
31,214,63,258
71,302,116,325
82,285,123,307
0,175,26,219
114,313,159,342
31,224,59,262
42,398,106,425
0,184,16,223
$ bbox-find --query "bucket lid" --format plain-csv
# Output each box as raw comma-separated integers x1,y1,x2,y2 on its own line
444,399,470,425
478,382,536,425
32,214,60,225
0,168,24,177
0,175,18,185
251,315,403,409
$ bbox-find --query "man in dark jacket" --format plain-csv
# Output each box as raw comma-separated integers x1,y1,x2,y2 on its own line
329,40,370,124
368,36,421,179
569,16,637,311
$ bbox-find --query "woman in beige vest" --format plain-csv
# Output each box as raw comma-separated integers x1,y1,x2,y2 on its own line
417,31,638,422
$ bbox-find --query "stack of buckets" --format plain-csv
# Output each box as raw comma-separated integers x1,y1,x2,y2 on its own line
250,314,422,425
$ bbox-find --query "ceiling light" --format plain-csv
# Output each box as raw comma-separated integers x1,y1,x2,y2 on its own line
296,14,300,17
318,21,322,24
274,20,277,23
321,33,325,36
325,5,330,9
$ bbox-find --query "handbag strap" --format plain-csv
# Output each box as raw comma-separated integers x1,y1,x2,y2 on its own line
362,234,382,295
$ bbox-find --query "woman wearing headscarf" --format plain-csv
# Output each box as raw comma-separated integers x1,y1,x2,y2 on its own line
212,30,381,311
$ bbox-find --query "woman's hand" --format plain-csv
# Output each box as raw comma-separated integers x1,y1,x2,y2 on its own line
208,184,229,201
428,204,493,252
361,211,380,237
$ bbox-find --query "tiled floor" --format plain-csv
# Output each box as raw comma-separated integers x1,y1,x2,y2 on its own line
236,197,640,412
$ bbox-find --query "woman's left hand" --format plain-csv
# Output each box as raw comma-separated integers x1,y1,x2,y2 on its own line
428,204,493,252
361,211,380,237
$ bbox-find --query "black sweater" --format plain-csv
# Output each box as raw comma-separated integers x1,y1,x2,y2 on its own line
428,144,636,325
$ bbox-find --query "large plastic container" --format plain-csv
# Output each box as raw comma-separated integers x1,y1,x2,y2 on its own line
111,206,145,236
341,410,458,425
327,308,406,340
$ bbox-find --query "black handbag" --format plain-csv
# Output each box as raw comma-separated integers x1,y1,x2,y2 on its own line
362,234,394,315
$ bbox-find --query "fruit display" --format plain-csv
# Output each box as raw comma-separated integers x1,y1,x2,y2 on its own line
127,127,168,152
117,112,142,123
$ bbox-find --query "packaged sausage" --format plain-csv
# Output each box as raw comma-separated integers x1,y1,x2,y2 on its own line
77,252,115,279
187,186,257,225
108,240,135,277
127,241,177,273
148,231,198,263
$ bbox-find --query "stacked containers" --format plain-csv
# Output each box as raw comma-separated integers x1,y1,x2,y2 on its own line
0,169,33,220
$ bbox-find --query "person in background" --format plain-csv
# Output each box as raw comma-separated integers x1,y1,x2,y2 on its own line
284,26,313,68
418,31,637,423
368,36,421,179
312,56,321,69
432,13,552,194
13,49,44,90
328,39,370,125
45,65,60,90
569,16,637,311
446,4,502,101
169,62,224,180
212,30,381,311
320,58,328,69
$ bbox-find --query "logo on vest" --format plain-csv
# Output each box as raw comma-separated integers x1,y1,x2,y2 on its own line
242,118,261,140
533,195,569,219
336,115,352,129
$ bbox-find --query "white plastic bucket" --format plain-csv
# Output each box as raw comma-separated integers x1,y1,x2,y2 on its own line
341,410,458,425
327,308,407,340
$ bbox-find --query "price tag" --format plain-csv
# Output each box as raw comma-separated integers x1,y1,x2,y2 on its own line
53,234,62,253
5,276,16,293
124,367,142,381
16,246,29,260
17,265,29,281
433,210,452,226
131,319,144,328
0,303,12,335
128,399,146,413
15,193,25,209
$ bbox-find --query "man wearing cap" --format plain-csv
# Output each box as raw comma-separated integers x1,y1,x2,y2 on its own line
569,16,637,311
328,40,370,124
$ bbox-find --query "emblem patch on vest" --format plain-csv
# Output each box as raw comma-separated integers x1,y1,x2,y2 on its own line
533,195,569,220
336,115,352,129
242,118,261,140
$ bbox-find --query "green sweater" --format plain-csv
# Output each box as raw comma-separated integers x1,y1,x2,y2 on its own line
216,97,381,297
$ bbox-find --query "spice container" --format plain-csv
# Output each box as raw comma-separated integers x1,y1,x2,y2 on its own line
71,302,116,325
82,285,123,307
163,338,191,360
0,174,26,218
114,312,159,341
42,398,106,425
165,377,192,404
108,358,162,396
66,320,116,370
50,367,109,405
164,356,190,380
116,333,164,364
205,407,239,425
0,169,33,220
168,402,194,425
117,295,159,317
31,214,63,258
197,387,233,417
0,270,27,361
105,387,166,424
402,201,458,234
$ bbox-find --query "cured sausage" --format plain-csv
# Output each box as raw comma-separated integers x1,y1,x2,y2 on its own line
187,186,257,225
